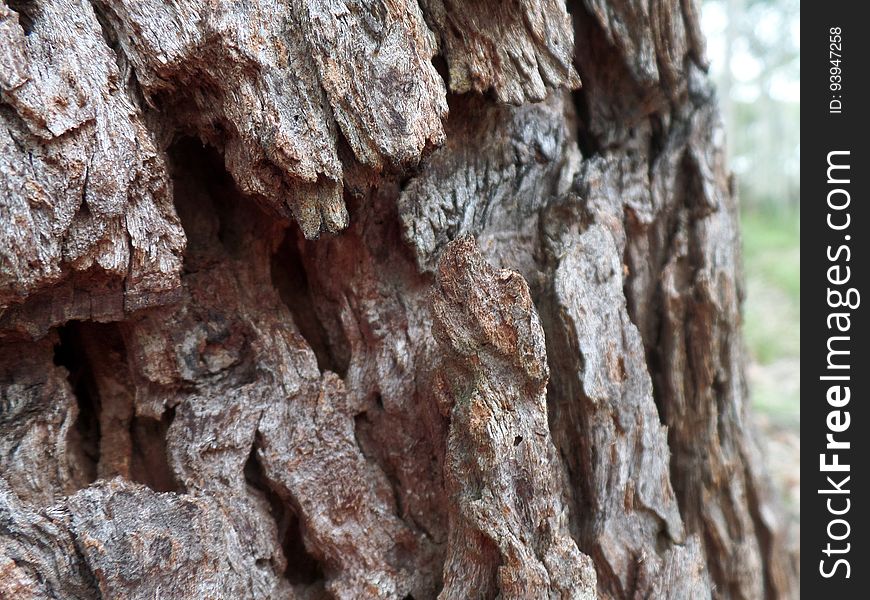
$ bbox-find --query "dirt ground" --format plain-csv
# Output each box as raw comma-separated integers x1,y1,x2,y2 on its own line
750,359,800,563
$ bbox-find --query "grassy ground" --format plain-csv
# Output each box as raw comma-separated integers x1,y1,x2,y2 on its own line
741,208,800,426
740,207,800,530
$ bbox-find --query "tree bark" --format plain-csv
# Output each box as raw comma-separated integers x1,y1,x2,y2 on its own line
0,1,797,598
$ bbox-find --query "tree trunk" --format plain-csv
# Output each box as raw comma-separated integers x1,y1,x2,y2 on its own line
0,1,797,598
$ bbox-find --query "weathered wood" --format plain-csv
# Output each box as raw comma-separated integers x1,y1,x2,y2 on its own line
0,0,797,598
432,236,596,599
0,0,184,336
420,0,579,104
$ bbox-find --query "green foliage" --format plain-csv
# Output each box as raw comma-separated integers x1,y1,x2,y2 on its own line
741,208,800,300
740,208,799,424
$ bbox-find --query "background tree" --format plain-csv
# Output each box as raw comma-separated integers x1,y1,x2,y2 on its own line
704,0,800,211
702,0,800,518
0,0,797,598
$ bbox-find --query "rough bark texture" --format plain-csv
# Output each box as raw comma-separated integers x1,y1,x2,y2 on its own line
1,0,797,598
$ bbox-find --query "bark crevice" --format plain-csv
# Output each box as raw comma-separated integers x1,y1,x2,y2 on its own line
271,227,351,378
243,441,326,589
53,322,101,489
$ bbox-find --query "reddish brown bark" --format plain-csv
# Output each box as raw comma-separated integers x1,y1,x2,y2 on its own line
0,1,796,598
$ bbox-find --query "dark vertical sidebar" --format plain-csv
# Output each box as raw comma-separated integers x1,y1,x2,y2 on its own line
803,3,869,596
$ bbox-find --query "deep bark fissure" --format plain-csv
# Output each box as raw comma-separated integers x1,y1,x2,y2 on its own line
6,0,36,35
88,0,124,73
54,322,101,487
352,400,413,530
571,88,601,158
271,228,350,378
129,407,180,493
243,443,325,587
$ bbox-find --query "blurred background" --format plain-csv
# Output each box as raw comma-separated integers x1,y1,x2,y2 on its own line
701,0,800,528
